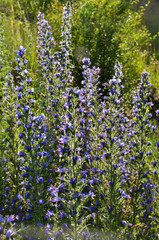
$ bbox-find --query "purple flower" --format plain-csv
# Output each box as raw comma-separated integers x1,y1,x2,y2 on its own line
152,161,157,167
88,206,96,212
0,215,3,222
59,211,66,218
37,152,43,157
8,215,15,222
25,146,31,151
74,191,79,198
109,181,114,186
38,177,44,183
38,199,44,204
23,106,30,112
107,206,113,212
0,225,3,232
82,58,91,66
24,191,30,199
156,109,159,115
69,178,76,186
36,222,43,227
18,132,24,138
6,229,13,237
24,69,28,75
122,220,127,226
43,162,48,168
51,197,61,202
19,45,25,52
18,151,25,156
25,214,32,220
46,210,53,217
155,141,159,148
146,149,152,155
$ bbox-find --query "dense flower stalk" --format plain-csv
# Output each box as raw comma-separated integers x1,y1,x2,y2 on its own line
37,12,56,111
125,72,157,239
93,63,128,238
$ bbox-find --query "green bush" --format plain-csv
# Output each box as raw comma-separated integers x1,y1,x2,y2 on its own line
71,1,152,91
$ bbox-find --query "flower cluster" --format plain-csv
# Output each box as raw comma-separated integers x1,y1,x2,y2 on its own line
0,2,158,240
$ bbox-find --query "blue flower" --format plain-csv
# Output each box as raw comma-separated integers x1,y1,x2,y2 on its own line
122,220,127,226
156,109,159,115
6,229,13,237
18,132,24,138
88,206,96,212
36,222,43,227
82,58,91,66
0,225,3,232
155,141,159,148
38,199,44,204
43,162,48,168
25,214,32,220
146,149,152,155
38,177,44,183
152,161,157,167
24,192,30,199
107,206,113,212
8,215,15,222
59,211,66,218
0,215,3,222
23,106,30,112
37,152,43,157
18,151,25,156
25,146,31,151
24,69,28,75
109,181,114,186
19,45,25,52
51,197,61,202
74,191,79,198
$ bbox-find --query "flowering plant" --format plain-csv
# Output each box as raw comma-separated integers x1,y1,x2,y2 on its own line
0,2,158,240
